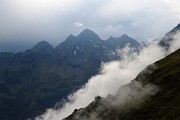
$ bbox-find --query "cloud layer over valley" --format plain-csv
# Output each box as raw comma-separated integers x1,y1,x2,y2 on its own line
35,31,180,120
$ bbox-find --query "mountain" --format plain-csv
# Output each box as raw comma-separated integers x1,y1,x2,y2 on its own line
64,48,180,120
159,23,180,48
64,24,180,120
30,40,53,54
0,29,140,120
105,34,140,48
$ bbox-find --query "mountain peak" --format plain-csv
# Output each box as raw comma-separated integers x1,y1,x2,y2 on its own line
117,34,140,48
140,42,147,48
31,40,53,53
68,34,75,38
120,34,129,38
174,23,180,30
80,29,95,34
34,40,53,48
66,34,76,41
169,23,180,33
77,29,100,40
108,36,114,40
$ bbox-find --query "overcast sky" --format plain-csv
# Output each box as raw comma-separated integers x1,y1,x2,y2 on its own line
0,0,180,52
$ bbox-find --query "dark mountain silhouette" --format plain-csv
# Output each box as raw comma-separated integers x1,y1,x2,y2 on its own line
0,29,140,120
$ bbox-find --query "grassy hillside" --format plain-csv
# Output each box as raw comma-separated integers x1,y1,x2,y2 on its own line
65,49,180,120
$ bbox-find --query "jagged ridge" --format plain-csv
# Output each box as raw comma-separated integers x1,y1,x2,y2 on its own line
0,29,140,120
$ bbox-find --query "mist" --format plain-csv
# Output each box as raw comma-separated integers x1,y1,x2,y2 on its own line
70,80,159,120
35,31,180,120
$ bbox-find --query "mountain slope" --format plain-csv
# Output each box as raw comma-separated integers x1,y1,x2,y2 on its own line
159,23,180,48
0,29,140,120
64,24,180,120
65,48,180,120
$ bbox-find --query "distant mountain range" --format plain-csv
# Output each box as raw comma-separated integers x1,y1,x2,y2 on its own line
65,24,180,120
0,29,141,120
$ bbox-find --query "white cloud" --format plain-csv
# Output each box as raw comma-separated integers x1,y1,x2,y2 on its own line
96,0,180,41
73,22,84,28
98,0,180,20
13,0,84,13
165,0,180,13
0,0,179,51
170,31,180,52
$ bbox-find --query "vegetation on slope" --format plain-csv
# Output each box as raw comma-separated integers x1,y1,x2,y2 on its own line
65,49,180,120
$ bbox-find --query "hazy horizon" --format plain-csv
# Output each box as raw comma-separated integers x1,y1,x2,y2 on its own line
0,0,180,52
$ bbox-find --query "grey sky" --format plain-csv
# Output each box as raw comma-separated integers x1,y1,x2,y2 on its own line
0,0,179,52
